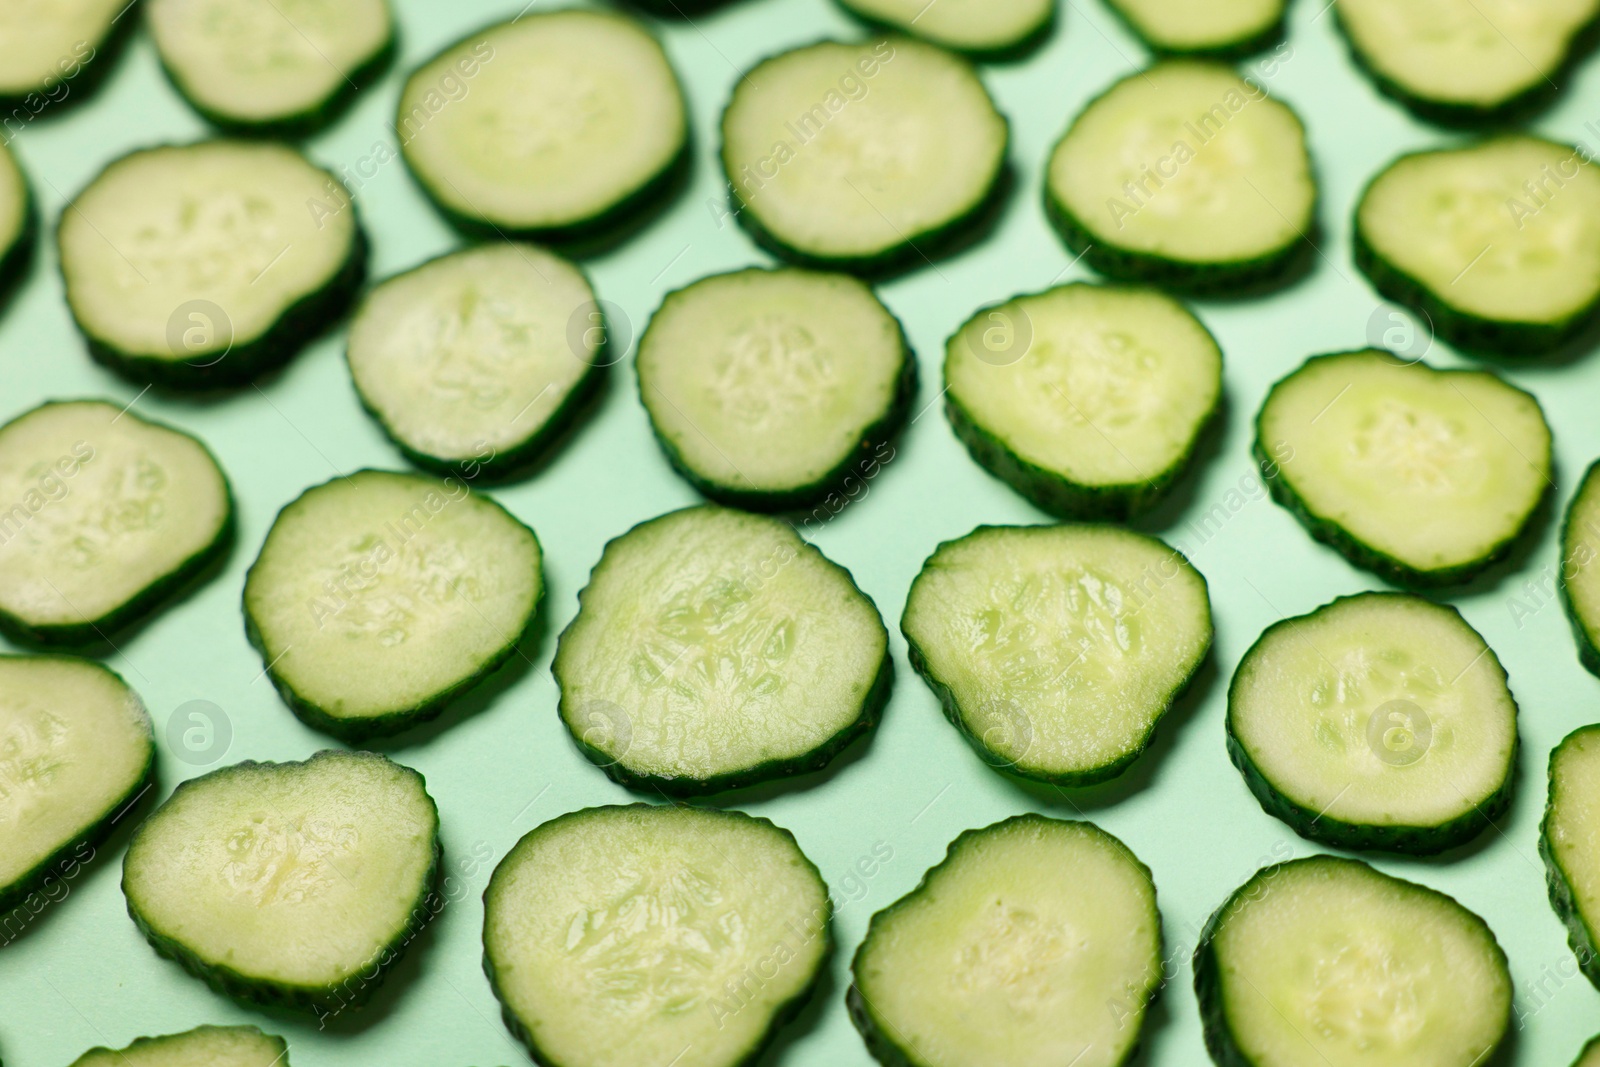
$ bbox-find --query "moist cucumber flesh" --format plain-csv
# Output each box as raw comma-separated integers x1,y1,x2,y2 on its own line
398,11,685,236
0,655,152,911
69,1025,289,1067
944,282,1221,520
554,505,889,794
0,0,121,98
1196,855,1512,1067
1107,0,1283,53
638,267,910,506
1542,725,1600,989
850,814,1160,1067
1228,592,1517,852
346,243,601,476
1258,349,1550,586
0,138,27,269
834,0,1053,54
483,804,830,1067
901,524,1212,785
0,400,232,645
243,470,542,741
122,750,439,1011
721,38,1007,268
1562,462,1600,675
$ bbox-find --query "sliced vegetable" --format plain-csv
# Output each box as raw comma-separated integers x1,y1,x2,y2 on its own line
0,0,124,103
69,1025,289,1067
1542,725,1600,989
0,138,31,293
833,0,1055,57
1563,460,1600,676
1105,0,1285,56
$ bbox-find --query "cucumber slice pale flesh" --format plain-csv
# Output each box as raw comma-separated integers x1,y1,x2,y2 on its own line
0,138,31,294
1105,0,1286,56
1575,1036,1600,1066
832,0,1055,58
68,1025,289,1067
1541,724,1600,990
0,0,126,103
1562,460,1600,676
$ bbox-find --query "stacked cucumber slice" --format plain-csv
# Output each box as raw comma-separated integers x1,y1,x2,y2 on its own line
833,0,1055,56
68,1026,289,1067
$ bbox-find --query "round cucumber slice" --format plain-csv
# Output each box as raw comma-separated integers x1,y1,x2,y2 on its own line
1228,592,1517,854
122,750,440,1013
243,470,542,742
397,11,687,240
1195,855,1512,1067
346,244,604,479
637,267,913,509
944,282,1221,520
0,138,31,291
148,0,394,134
832,0,1054,57
721,38,1007,273
901,524,1212,786
553,505,890,795
850,814,1161,1067
1563,461,1600,677
58,141,365,388
484,804,830,1067
1105,0,1285,55
0,400,232,647
1355,137,1600,356
1257,350,1551,587
1542,725,1600,991
0,0,124,102
1045,61,1316,293
69,1025,289,1067
1577,1036,1600,1067
0,655,152,913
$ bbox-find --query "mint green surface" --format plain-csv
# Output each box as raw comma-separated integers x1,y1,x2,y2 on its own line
2,1,1599,1064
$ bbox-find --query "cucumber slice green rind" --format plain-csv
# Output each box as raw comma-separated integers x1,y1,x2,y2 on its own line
0,140,34,306
0,0,131,106
1226,592,1517,855
830,0,1057,60
1541,725,1600,990
1103,0,1285,58
848,814,1162,1067
68,1025,289,1067
1561,460,1600,677
1574,1035,1600,1067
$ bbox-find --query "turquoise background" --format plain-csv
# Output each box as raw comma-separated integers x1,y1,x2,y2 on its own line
3,0,1600,1063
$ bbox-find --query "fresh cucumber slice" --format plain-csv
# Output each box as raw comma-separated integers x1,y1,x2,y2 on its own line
69,1025,289,1067
553,505,890,795
1194,855,1512,1067
148,0,394,134
1335,0,1600,122
347,244,604,480
122,750,440,1013
901,524,1211,786
832,0,1054,57
397,11,687,241
1228,592,1517,854
1576,1036,1600,1067
1563,461,1600,676
0,655,152,913
483,803,830,1067
1045,61,1316,293
0,0,124,102
58,141,365,388
0,400,232,647
1105,0,1285,56
944,282,1221,520
1541,725,1600,990
721,38,1007,273
1355,137,1600,356
637,267,913,509
849,814,1161,1067
243,469,542,742
0,138,30,293
1257,350,1551,587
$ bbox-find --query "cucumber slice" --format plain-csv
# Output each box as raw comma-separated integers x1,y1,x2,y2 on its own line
0,139,30,293
243,470,542,742
1576,1036,1600,1066
1335,0,1600,122
1228,592,1517,854
0,400,232,647
1045,61,1316,293
721,38,1007,274
58,141,365,388
832,0,1054,57
849,814,1161,1067
397,11,687,241
1355,137,1600,356
483,804,830,1067
69,1025,289,1067
901,524,1211,786
1541,725,1600,990
1562,461,1600,676
553,505,890,795
1257,350,1551,587
1105,0,1285,56
637,267,913,509
346,244,604,480
1194,855,1512,1067
0,0,123,102
944,282,1221,520
122,750,440,1013
148,0,394,134
0,655,152,913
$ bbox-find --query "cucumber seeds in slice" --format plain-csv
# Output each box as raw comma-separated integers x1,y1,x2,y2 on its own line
1105,0,1285,56
554,505,890,795
850,814,1161,1067
244,470,542,741
484,804,830,1067
833,0,1054,57
122,750,440,1013
1228,592,1517,854
721,38,1007,273
0,655,152,913
0,400,232,647
1046,62,1316,293
945,282,1221,520
0,0,122,102
902,524,1211,786
1562,461,1600,676
69,1025,289,1067
1542,725,1600,990
637,267,912,509
1257,350,1551,587
1195,855,1512,1067
347,244,604,479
